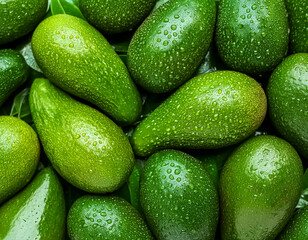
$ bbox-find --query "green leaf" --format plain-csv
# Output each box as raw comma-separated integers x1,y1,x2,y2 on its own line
297,188,308,209
9,88,32,124
51,0,85,20
303,169,308,189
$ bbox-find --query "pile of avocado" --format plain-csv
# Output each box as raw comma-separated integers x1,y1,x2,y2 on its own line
0,0,307,239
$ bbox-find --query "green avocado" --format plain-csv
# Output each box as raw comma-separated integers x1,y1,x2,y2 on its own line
127,0,216,93
0,116,40,204
132,71,267,157
140,149,219,239
29,78,135,194
67,195,153,240
0,0,48,45
0,167,66,240
0,49,29,107
216,0,289,75
79,0,156,35
267,53,308,159
220,135,303,240
32,14,141,126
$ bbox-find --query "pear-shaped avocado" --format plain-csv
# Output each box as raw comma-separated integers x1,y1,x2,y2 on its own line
220,135,303,240
67,195,153,239
0,167,66,240
132,71,267,157
32,14,141,126
0,116,40,204
29,78,135,193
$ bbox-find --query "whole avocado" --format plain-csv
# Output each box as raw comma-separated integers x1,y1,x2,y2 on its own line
267,53,308,159
216,0,289,75
67,195,153,240
220,135,303,240
29,78,135,194
0,49,29,107
132,71,267,157
32,14,142,126
127,0,216,93
0,0,48,45
79,0,157,35
0,116,40,204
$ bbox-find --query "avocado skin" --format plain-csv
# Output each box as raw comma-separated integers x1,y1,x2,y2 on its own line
127,0,216,93
79,0,156,35
32,14,142,126
267,53,308,159
220,135,303,240
285,0,308,53
216,0,289,75
29,78,135,194
0,167,66,240
277,206,308,240
0,116,40,204
0,49,29,107
140,149,219,240
67,195,153,240
0,0,48,45
132,71,267,157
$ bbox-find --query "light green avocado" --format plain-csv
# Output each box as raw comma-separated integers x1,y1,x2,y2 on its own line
32,14,142,126
29,78,135,194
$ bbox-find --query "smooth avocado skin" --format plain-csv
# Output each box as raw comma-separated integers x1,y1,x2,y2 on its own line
0,167,66,240
67,195,153,240
0,116,40,204
29,78,135,194
216,0,289,75
140,149,219,240
32,14,142,126
220,135,303,240
127,0,216,93
285,0,308,53
0,0,48,45
79,0,157,35
132,71,267,157
277,206,308,240
0,49,29,107
267,53,308,159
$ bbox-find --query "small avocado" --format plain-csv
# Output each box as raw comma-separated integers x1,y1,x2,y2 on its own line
267,53,308,159
67,195,153,240
127,0,216,93
216,0,289,75
32,14,142,126
79,0,156,35
140,149,219,239
0,49,29,107
29,78,135,194
220,135,303,240
0,116,40,204
132,71,267,157
0,0,48,45
0,167,66,240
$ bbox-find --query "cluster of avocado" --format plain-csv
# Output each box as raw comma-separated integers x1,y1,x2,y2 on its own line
0,0,307,239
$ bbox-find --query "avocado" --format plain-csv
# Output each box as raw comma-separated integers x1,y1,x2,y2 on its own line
127,0,216,93
0,49,29,107
277,206,308,240
267,53,308,159
285,0,308,53
29,78,134,194
0,167,66,240
140,149,219,239
67,195,153,240
132,71,267,157
0,116,40,204
216,0,289,75
79,0,156,35
0,0,48,45
32,14,142,126
220,135,303,240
